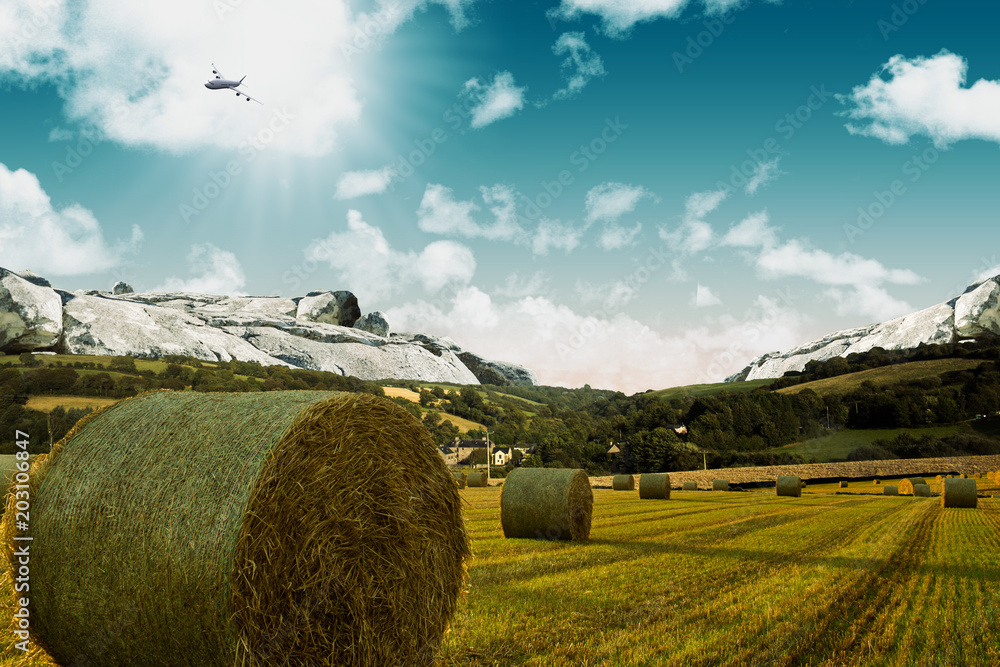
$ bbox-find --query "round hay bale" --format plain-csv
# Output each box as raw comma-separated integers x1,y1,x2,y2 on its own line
452,471,468,488
960,473,967,478
682,481,698,491
1,391,470,667
800,480,807,488
839,481,848,488
776,476,801,498
899,477,927,495
466,470,488,487
612,474,635,491
913,484,931,497
639,473,671,499
884,485,899,496
873,479,881,485
941,478,978,509
499,468,592,540
935,475,943,481
712,479,729,491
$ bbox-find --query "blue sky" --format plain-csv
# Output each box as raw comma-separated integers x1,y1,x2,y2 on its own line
1,0,999,392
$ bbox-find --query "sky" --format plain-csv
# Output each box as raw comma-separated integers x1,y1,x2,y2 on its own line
1,0,999,394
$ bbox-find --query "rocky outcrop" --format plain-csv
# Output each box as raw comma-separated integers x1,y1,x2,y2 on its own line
112,281,133,295
0,268,535,386
354,311,390,337
729,275,1000,381
457,352,539,387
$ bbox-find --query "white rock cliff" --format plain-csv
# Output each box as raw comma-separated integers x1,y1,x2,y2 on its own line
729,275,1000,381
0,268,537,386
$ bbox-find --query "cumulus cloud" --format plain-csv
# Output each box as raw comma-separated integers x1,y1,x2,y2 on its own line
721,211,778,249
333,167,395,199
532,218,584,255
584,182,656,224
551,32,606,100
416,183,524,241
0,162,141,276
822,284,913,322
756,240,922,287
386,286,810,393
153,244,246,295
460,71,527,129
304,209,475,302
546,0,774,38
692,284,722,307
659,188,728,255
598,222,643,250
0,0,474,155
744,157,782,195
839,50,1000,148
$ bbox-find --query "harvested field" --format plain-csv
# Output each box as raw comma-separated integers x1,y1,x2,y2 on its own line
24,395,120,413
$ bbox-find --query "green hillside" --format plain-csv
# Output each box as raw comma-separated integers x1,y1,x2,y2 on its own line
648,378,773,401
775,358,983,396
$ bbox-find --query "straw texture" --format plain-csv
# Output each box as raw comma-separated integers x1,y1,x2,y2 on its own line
884,485,899,496
899,477,927,495
683,481,698,491
913,484,931,497
466,471,488,487
776,476,801,498
1,390,470,667
499,468,593,540
612,474,635,491
638,474,671,499
839,481,848,488
712,479,729,491
453,471,468,488
941,478,977,508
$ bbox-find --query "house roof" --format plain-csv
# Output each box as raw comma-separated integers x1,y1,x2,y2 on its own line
494,447,511,455
607,444,621,454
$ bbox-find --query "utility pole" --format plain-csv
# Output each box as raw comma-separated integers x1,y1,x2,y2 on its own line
485,428,492,482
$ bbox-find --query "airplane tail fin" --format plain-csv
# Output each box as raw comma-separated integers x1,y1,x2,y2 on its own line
239,75,246,84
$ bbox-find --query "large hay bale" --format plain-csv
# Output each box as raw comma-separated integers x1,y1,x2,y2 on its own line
941,478,978,508
499,468,592,540
913,484,931,497
776,476,801,498
639,473,671,499
884,485,899,496
682,481,698,491
839,481,848,488
1,391,470,667
453,471,468,488
899,477,927,495
612,474,635,491
712,479,729,491
466,470,488,487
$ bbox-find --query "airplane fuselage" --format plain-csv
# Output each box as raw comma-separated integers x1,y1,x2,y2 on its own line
205,78,242,89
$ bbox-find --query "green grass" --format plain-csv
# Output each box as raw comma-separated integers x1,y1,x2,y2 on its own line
648,378,774,402
775,358,983,397
435,487,1000,666
771,425,968,462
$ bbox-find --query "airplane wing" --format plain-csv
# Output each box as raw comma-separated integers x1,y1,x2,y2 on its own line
235,87,264,105
211,63,225,79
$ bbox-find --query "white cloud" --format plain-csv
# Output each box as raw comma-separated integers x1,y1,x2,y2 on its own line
721,211,778,249
692,284,722,307
460,71,527,129
0,1,474,155
823,285,912,322
584,182,656,224
333,167,395,199
659,188,728,255
756,240,922,288
551,32,606,100
153,244,246,296
839,50,1000,148
0,162,141,276
547,0,689,38
386,286,810,393
598,222,643,250
744,157,781,195
531,218,584,255
416,183,525,241
305,209,475,302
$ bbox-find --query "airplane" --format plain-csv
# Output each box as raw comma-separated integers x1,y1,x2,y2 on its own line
205,64,262,104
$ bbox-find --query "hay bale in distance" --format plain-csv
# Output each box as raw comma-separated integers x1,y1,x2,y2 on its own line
499,468,593,540
712,479,729,491
453,471,467,489
800,480,807,488
941,478,978,508
0,391,470,667
683,481,698,491
612,474,635,491
884,485,899,496
639,473,671,499
776,476,801,498
873,479,881,485
913,484,931,497
839,481,848,488
899,477,927,495
466,470,488,487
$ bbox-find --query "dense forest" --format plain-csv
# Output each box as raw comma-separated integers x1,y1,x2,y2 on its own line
3,339,1000,472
